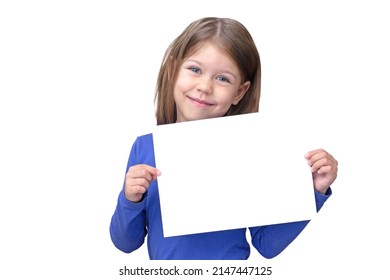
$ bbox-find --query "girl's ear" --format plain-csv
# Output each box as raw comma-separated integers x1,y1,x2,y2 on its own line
232,81,251,105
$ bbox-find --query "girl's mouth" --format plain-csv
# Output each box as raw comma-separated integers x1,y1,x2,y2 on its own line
188,96,213,107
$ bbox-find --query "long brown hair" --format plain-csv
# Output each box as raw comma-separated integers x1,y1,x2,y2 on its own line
155,17,261,125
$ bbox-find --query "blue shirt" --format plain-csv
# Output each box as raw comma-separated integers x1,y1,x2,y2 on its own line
110,133,331,260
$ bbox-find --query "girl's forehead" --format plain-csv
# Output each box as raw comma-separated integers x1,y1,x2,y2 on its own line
186,40,230,59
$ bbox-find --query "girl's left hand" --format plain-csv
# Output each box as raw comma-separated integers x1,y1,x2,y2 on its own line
305,149,338,194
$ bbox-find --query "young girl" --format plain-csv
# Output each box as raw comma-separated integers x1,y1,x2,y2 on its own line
110,17,338,260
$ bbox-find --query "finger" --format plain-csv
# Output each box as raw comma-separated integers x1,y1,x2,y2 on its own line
316,165,332,175
129,177,151,188
311,158,337,174
306,150,335,168
136,164,161,174
133,185,148,195
135,164,161,178
305,148,326,160
310,157,333,173
124,184,148,202
132,168,153,182
128,165,161,181
149,167,162,180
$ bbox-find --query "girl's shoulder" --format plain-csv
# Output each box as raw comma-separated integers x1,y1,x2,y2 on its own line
132,133,153,148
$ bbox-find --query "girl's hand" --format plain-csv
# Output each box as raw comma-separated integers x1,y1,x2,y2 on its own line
124,164,161,202
305,149,338,194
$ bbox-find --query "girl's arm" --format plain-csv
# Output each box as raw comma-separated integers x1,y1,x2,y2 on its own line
249,189,331,258
109,136,159,253
109,190,147,253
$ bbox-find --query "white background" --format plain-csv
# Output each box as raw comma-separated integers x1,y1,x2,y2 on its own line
1,0,389,279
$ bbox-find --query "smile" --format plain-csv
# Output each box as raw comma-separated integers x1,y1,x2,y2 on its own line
187,96,213,107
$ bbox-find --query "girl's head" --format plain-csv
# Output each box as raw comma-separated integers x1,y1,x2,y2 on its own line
155,17,261,125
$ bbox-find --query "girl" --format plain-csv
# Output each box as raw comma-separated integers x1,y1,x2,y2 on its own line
110,17,338,260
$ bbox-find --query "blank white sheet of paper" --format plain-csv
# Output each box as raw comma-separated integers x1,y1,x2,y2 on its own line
153,112,316,238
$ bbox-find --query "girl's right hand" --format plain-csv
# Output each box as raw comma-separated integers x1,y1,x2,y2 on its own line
124,164,161,202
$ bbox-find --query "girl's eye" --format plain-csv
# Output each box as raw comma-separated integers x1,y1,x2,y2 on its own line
189,67,201,74
216,76,230,83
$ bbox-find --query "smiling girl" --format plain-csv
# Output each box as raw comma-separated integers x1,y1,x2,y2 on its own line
109,17,338,260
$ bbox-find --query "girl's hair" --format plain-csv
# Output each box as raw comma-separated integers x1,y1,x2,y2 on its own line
155,17,261,125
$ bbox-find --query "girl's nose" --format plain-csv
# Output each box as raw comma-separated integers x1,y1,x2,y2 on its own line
196,76,213,95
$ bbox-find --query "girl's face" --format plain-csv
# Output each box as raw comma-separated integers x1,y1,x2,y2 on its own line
173,42,250,122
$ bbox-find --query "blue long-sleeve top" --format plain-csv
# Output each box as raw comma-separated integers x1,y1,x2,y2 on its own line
110,133,331,260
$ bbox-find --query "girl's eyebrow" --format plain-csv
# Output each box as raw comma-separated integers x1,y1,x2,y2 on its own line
184,59,202,65
184,59,238,79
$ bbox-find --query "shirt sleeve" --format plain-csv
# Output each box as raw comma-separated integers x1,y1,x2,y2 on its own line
249,188,332,259
109,137,148,253
109,190,147,253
